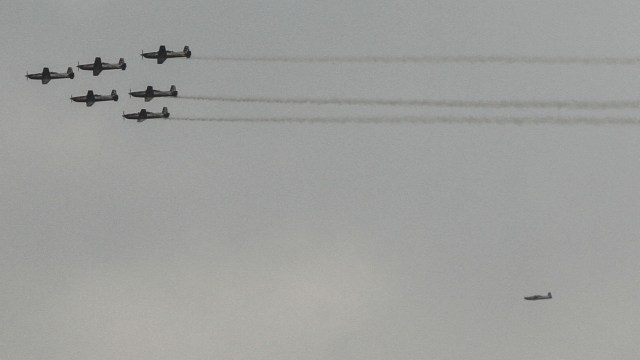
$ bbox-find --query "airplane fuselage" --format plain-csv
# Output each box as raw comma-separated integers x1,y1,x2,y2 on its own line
77,57,126,76
524,292,552,301
122,108,170,122
129,86,178,102
142,46,191,64
70,90,118,107
26,67,74,84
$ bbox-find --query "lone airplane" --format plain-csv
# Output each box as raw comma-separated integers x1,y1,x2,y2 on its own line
70,90,118,107
141,45,191,64
77,57,126,76
129,85,178,102
26,67,74,84
524,292,552,301
122,107,169,122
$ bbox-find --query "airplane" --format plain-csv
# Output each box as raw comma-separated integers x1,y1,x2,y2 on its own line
141,45,191,64
77,57,126,76
129,85,178,102
524,292,552,301
70,90,118,107
26,67,74,84
122,107,169,122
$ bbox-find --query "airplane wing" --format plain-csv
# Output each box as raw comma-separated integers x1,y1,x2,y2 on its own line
157,57,167,64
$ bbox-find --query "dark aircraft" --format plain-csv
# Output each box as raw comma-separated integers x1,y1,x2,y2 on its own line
524,292,552,301
129,85,178,102
26,67,74,84
70,90,118,107
77,57,126,76
122,107,169,122
141,45,191,64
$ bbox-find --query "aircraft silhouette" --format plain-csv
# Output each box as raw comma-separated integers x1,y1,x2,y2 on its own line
77,57,126,76
129,85,177,102
524,292,552,301
70,90,118,107
122,107,169,122
26,67,74,84
142,45,191,64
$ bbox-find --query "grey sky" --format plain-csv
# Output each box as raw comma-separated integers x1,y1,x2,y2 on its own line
2,1,640,359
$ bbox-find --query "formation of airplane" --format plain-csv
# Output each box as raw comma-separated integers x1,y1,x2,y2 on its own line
70,90,118,107
524,292,552,301
129,85,178,102
26,67,74,84
122,107,170,122
77,57,127,76
142,45,191,64
27,45,193,121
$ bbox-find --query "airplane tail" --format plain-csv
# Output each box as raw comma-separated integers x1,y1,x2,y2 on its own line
162,106,169,117
548,292,552,298
111,89,118,101
170,85,177,96
67,67,75,79
119,58,127,70
184,46,191,58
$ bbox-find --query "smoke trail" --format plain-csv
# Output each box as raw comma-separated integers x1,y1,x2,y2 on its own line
165,115,640,126
193,55,640,66
177,96,640,110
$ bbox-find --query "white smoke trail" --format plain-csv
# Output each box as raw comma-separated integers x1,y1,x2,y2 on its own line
177,96,640,110
193,55,640,66
165,116,640,126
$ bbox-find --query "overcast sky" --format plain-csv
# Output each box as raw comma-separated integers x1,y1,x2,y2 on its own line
2,1,640,359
